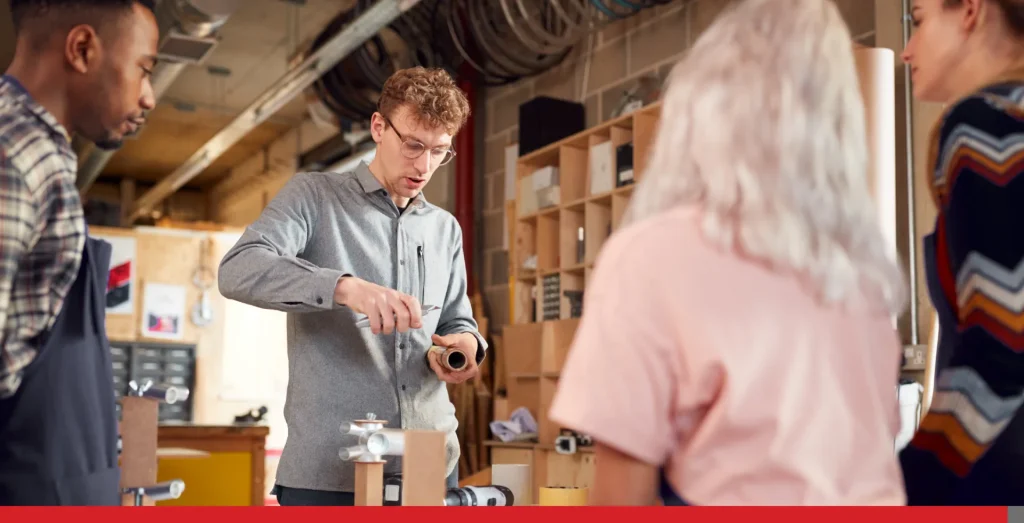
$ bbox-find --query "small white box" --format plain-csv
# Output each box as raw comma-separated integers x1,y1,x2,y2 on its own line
532,166,559,190
536,185,560,209
492,464,531,506
517,177,538,216
589,141,615,195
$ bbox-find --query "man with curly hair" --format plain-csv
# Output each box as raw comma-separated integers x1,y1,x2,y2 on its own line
219,66,486,506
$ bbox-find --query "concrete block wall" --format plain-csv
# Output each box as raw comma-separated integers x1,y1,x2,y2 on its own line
477,0,878,331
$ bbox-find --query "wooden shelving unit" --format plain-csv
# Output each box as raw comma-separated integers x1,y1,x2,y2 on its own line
510,102,661,325
499,101,662,451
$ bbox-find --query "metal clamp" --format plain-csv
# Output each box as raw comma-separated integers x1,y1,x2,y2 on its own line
122,480,186,506
128,379,190,405
338,413,406,462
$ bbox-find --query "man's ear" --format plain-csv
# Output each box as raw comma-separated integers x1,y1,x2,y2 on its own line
370,112,386,144
64,24,100,74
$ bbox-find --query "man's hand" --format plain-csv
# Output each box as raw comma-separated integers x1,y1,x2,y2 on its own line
427,333,479,384
334,276,422,334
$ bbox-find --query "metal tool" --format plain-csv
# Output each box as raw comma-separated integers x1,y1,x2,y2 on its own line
354,304,440,328
128,379,190,405
123,480,185,506
444,485,515,507
338,413,406,462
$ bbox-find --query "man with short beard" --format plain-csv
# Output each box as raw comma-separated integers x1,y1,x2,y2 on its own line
0,0,159,506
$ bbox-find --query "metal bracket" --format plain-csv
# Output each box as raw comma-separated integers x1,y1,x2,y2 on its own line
128,379,190,404
338,413,406,462
123,480,186,506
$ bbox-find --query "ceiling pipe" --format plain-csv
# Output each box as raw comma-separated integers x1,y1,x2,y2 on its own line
76,0,242,192
127,0,424,223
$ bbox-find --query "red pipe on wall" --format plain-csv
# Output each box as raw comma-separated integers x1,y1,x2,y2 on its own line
455,64,476,296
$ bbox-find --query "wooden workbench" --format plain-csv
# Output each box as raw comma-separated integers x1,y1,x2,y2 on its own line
157,424,269,506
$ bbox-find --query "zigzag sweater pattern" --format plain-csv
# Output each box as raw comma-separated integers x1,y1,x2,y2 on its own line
899,80,1024,504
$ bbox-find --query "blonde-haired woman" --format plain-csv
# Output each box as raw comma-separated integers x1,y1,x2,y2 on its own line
548,0,908,506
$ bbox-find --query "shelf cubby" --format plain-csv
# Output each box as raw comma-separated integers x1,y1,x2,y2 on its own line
559,270,584,320
514,215,537,273
535,210,560,272
559,207,585,269
510,101,661,329
584,198,612,265
559,145,588,204
611,185,633,231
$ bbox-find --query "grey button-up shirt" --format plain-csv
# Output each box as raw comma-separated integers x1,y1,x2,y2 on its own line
218,162,486,493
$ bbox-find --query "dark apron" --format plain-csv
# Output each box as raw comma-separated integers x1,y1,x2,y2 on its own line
658,469,690,506
920,232,1024,505
0,235,120,505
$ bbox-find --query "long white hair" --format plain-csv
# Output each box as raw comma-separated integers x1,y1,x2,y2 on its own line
624,0,907,315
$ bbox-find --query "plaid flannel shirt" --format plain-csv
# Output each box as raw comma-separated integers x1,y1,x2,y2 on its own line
0,75,86,399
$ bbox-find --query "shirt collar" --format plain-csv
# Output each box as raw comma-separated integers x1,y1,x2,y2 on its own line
354,161,428,209
0,75,73,145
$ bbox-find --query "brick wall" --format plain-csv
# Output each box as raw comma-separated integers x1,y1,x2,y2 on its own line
477,0,878,330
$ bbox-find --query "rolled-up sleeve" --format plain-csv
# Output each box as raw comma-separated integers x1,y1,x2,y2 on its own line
435,220,487,363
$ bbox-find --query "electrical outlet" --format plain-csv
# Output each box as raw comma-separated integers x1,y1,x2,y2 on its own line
903,345,927,369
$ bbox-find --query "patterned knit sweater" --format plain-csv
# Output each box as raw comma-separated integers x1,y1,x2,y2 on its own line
899,79,1024,505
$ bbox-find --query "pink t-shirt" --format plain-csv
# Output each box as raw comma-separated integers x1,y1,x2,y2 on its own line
548,206,906,505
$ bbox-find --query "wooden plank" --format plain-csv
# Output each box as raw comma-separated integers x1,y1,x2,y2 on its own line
490,448,533,506
545,450,596,490
354,462,384,506
157,448,210,459
459,467,492,487
120,397,159,504
400,430,447,506
250,436,266,506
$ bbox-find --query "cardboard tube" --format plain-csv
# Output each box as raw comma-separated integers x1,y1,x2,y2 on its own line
427,345,469,372
538,486,589,506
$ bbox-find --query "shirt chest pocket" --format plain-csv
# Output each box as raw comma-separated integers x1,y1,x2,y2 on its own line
414,243,450,309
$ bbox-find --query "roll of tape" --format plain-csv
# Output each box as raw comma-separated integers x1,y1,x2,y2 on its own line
538,486,588,506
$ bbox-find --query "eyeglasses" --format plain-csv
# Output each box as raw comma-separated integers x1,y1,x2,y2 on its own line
381,114,457,166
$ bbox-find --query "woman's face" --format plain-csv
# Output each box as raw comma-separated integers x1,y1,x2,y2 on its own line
902,0,972,103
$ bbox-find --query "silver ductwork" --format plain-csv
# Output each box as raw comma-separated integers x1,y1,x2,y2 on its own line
76,0,242,192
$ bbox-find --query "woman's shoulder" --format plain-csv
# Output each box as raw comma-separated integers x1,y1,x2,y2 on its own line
938,81,1024,140
929,80,1024,206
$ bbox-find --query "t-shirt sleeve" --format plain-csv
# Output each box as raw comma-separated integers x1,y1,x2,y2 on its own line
547,230,680,466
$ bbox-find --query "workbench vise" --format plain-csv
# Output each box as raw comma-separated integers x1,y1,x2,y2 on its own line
119,379,191,506
128,378,190,404
339,413,405,462
122,480,185,506
338,413,447,506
